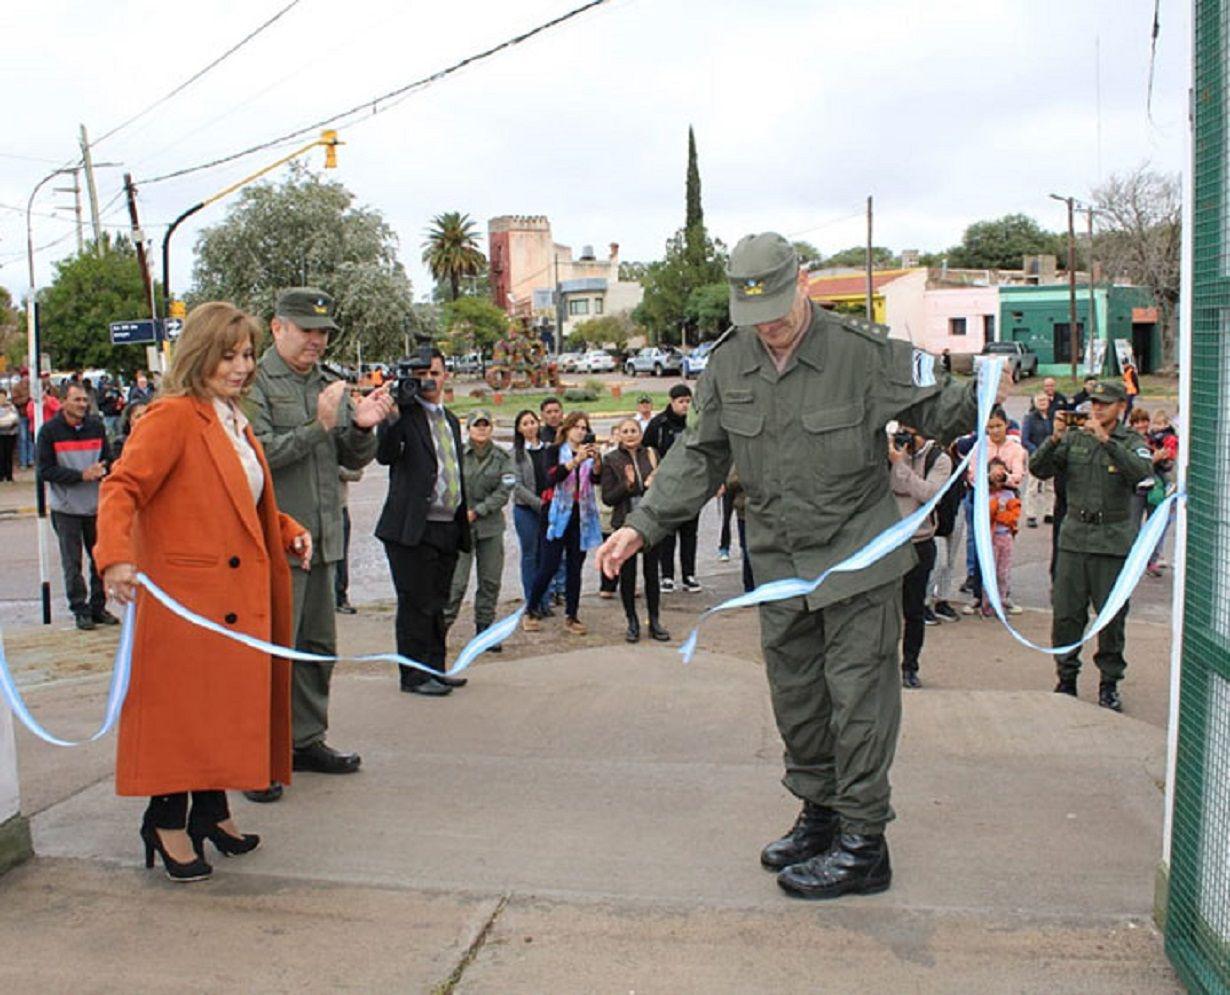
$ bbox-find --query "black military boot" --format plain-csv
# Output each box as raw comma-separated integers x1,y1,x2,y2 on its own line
776,832,892,900
759,800,839,871
1098,681,1122,712
1054,676,1077,697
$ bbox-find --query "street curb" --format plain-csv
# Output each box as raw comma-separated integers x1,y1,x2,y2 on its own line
0,813,33,876
0,507,37,519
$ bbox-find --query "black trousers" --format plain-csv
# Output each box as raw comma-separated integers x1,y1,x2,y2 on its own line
146,790,229,830
335,506,351,605
599,531,619,593
620,545,661,621
659,516,699,581
739,518,754,592
901,538,936,673
50,511,105,617
384,521,462,687
718,490,736,550
0,434,15,481
528,507,585,619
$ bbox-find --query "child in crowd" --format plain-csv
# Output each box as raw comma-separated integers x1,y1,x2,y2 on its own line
971,457,1022,617
1145,409,1179,576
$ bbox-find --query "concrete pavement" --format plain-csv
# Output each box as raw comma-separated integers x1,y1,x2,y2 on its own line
1,601,1180,992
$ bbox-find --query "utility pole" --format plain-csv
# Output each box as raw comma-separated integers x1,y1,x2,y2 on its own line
865,195,874,322
123,174,159,324
79,124,102,243
554,253,564,354
52,169,84,252
1085,205,1098,372
1050,193,1079,381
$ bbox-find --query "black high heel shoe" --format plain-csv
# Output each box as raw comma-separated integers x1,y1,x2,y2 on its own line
188,814,260,859
140,816,212,882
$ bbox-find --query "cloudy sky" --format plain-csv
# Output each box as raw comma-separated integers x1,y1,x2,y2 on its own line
0,0,1190,305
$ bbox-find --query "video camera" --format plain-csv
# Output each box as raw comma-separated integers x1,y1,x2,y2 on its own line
392,339,437,408
892,429,914,451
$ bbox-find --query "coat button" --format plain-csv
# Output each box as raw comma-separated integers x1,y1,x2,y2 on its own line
224,613,238,624
229,556,240,568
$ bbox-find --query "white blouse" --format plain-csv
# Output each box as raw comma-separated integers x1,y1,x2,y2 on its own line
212,397,264,503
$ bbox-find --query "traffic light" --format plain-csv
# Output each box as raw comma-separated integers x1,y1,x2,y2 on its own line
322,130,340,169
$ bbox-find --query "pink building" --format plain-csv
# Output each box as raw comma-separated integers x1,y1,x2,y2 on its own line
920,286,1000,355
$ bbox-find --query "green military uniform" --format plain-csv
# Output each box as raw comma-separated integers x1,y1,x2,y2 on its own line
625,239,977,837
247,288,377,750
1028,382,1152,686
444,410,514,633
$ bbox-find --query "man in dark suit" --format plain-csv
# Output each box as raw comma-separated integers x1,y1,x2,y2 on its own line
376,350,472,697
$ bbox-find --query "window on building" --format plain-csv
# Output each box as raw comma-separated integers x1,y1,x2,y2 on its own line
949,317,967,337
568,299,589,316
1053,322,1085,363
594,297,604,315
984,315,995,341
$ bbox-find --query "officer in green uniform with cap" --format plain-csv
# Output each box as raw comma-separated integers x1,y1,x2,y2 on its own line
597,233,989,900
443,408,514,645
1028,379,1152,712
244,287,395,802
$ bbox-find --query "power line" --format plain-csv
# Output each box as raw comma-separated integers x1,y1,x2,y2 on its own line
137,0,614,186
92,0,304,148
0,151,64,165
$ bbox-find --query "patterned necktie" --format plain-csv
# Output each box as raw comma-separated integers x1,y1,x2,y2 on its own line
429,407,462,511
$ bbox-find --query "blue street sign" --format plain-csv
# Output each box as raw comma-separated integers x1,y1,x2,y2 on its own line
109,320,160,345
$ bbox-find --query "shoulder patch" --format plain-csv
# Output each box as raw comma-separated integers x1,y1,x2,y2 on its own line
1135,447,1151,458
839,315,890,344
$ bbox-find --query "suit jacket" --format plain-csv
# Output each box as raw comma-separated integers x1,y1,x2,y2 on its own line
374,400,472,551
94,395,302,796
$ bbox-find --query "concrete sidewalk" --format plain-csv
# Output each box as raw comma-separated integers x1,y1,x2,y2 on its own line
0,603,1181,993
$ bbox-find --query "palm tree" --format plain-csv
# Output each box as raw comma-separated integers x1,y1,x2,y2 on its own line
422,212,486,302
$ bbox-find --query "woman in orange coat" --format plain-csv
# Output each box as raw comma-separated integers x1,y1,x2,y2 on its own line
95,302,311,883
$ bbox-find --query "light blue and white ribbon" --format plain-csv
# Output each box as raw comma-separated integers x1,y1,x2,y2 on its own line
0,575,521,748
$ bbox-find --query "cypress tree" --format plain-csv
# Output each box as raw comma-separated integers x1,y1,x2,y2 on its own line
685,125,703,233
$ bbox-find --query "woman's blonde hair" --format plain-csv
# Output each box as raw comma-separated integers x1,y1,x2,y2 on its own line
160,302,263,398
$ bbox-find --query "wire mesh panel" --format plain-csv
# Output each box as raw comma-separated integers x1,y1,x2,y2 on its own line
1167,3,1230,991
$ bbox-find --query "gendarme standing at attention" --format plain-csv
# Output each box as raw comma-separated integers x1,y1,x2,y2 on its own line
598,232,993,900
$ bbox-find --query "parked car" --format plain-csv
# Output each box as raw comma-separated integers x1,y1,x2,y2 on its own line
624,347,683,377
557,351,584,373
980,341,1038,381
448,353,484,375
681,342,716,379
577,350,616,373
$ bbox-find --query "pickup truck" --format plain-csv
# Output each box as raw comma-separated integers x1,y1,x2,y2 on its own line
624,347,683,377
980,341,1038,381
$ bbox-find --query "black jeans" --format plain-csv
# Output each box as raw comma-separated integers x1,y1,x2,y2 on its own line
659,516,699,581
738,517,754,592
50,511,105,618
334,506,351,605
620,545,661,622
901,539,936,672
599,531,619,593
146,790,229,830
528,506,585,619
384,521,462,687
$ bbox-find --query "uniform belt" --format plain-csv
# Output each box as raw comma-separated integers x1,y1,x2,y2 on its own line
1075,508,1128,524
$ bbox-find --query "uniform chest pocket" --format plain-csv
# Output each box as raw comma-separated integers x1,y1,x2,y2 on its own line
801,402,870,470
269,398,307,429
719,408,765,491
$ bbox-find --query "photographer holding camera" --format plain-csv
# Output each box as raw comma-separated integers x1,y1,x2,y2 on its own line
375,347,472,697
888,422,951,688
522,411,603,636
1029,381,1152,712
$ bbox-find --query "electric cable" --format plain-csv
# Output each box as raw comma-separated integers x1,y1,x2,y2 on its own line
136,0,614,186
91,0,304,149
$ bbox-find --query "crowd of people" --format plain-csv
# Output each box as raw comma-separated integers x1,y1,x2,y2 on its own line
22,242,1175,897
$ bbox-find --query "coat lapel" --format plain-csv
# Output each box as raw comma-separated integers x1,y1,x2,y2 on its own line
195,398,266,549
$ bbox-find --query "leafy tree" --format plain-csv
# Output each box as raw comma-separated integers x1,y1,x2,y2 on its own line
685,282,730,338
1093,165,1181,368
192,163,413,361
422,211,486,303
38,233,164,375
634,229,727,345
618,260,648,282
0,286,23,371
821,245,896,269
791,241,822,268
441,295,508,356
946,213,1062,270
571,314,633,352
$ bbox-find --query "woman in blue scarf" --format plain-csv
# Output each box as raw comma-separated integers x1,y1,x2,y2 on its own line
522,410,603,635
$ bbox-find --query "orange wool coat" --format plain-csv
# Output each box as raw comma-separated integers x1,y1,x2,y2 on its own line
94,395,302,796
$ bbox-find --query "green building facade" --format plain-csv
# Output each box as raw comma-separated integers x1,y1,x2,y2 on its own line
999,284,1159,376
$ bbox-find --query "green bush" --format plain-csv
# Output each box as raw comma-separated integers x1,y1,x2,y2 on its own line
563,387,598,402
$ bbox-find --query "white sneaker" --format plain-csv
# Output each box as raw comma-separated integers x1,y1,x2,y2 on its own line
717,550,731,562
660,578,676,592
961,602,980,615
683,577,702,593
1005,602,1024,616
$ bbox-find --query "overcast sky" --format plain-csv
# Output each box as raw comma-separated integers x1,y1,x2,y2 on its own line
0,0,1190,307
